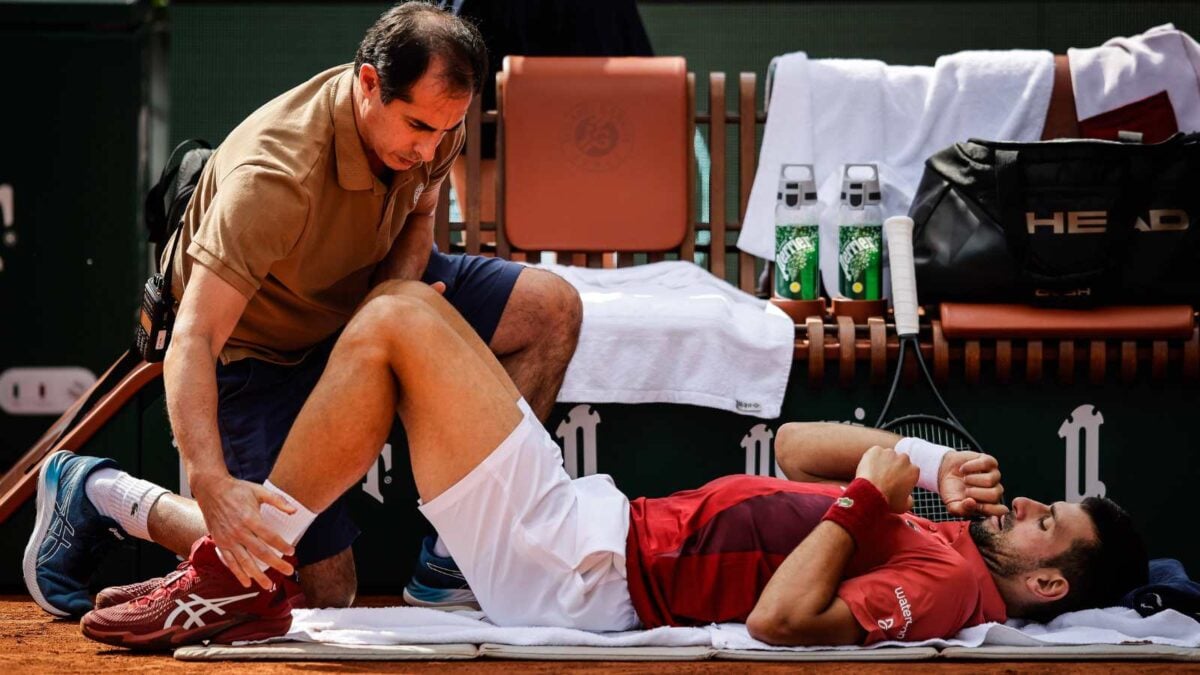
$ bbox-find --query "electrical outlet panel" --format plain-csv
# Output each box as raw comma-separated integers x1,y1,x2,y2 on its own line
0,367,97,416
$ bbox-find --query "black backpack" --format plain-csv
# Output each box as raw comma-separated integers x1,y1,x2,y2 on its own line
134,139,212,361
144,139,212,262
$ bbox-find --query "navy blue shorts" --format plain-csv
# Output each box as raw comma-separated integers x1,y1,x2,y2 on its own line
215,249,524,566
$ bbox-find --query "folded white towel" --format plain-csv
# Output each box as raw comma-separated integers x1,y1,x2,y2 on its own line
544,261,794,419
1069,24,1200,131
739,48,1055,297
281,606,1200,652
285,606,712,647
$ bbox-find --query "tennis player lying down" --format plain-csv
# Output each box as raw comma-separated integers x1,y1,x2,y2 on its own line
67,281,1147,649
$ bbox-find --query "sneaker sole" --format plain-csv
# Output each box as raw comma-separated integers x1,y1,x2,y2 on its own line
80,613,292,651
401,587,480,612
22,451,69,618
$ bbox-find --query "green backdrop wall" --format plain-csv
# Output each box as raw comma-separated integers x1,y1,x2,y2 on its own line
170,1,1200,146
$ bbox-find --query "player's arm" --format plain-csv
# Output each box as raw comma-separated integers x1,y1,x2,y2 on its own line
775,422,900,484
165,266,298,588
776,422,1007,517
746,521,865,645
748,446,916,646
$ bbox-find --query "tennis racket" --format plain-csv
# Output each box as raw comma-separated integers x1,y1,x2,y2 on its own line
875,216,985,522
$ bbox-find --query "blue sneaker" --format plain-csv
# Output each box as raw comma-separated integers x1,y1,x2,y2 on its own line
401,536,479,611
23,451,127,617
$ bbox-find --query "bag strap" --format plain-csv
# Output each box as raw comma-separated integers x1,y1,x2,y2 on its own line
993,148,1028,262
160,220,184,296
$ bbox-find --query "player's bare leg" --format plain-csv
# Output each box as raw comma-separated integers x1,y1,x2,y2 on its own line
268,281,524,509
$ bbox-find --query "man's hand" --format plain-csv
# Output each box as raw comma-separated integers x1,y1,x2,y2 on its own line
937,451,1008,517
191,473,297,588
854,446,919,513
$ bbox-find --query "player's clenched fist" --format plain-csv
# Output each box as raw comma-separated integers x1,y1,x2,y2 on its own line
938,451,1008,518
854,446,919,513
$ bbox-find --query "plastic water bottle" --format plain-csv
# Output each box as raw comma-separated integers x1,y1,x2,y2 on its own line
774,164,822,300
836,164,883,300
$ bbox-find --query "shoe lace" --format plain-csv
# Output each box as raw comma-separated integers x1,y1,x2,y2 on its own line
134,561,195,607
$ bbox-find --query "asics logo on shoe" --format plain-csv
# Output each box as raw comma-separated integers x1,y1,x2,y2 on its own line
164,591,260,630
426,562,466,581
36,501,76,566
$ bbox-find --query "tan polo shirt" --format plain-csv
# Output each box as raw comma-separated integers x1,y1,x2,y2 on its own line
165,64,464,365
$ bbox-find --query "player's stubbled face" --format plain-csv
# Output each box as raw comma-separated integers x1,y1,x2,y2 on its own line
968,497,1096,577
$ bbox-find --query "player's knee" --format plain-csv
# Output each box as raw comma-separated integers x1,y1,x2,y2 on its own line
341,296,413,358
365,278,433,304
526,269,583,344
554,278,583,343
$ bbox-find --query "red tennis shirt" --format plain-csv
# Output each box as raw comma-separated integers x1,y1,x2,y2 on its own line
624,475,1007,643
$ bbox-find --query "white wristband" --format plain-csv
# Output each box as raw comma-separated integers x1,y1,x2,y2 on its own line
894,437,952,493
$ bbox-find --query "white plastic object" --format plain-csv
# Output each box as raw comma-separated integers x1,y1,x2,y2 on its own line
884,216,919,337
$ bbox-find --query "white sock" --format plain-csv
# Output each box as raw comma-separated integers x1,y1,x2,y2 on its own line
895,437,953,493
84,468,168,541
254,481,318,571
432,537,451,558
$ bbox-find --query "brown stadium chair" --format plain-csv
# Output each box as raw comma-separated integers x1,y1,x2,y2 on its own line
496,56,693,258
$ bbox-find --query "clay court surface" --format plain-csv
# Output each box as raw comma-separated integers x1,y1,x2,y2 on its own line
0,595,1196,674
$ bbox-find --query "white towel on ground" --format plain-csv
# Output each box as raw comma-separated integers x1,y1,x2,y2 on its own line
710,607,1200,651
284,606,711,647
281,606,1200,652
739,48,1055,300
544,261,794,419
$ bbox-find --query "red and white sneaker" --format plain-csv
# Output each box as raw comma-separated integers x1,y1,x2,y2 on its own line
80,536,294,650
95,559,307,611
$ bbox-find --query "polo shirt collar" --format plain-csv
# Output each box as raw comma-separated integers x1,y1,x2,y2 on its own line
332,68,381,194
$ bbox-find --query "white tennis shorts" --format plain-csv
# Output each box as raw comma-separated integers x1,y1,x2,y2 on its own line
419,399,639,631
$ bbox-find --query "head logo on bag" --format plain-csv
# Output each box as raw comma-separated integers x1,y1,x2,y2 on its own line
1134,209,1189,232
1026,209,1189,234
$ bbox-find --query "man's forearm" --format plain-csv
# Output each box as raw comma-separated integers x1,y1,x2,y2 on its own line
746,521,863,645
163,335,229,490
776,423,901,483
373,217,434,284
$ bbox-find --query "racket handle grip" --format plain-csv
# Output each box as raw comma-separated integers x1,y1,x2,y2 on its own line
884,216,919,337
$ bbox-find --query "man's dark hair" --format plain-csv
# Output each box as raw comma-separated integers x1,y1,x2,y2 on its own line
1025,497,1148,622
354,1,487,104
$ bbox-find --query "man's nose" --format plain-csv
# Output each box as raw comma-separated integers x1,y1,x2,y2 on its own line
1012,497,1046,520
415,137,438,163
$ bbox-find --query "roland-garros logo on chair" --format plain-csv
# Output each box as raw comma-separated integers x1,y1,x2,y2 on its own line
559,103,632,172
1025,209,1189,234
